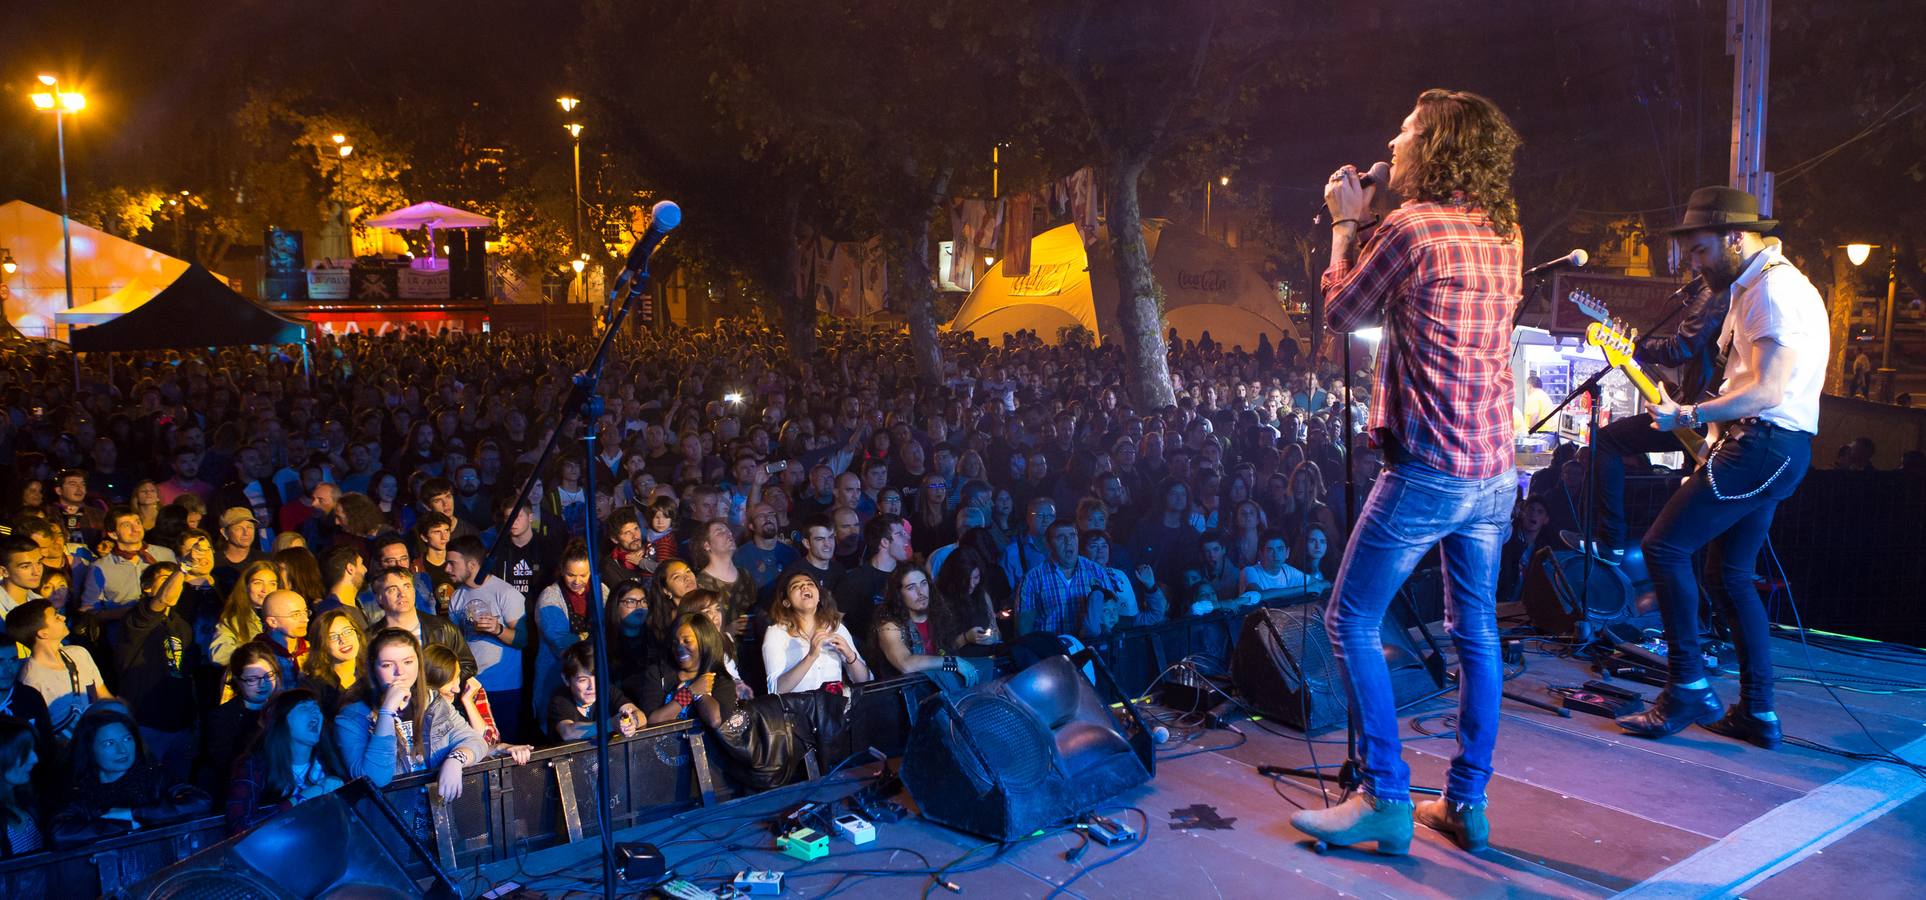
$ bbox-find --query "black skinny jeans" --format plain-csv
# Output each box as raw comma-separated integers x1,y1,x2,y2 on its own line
1640,423,1810,710
1592,413,1689,548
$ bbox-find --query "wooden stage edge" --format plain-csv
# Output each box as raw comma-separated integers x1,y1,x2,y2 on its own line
479,621,1926,899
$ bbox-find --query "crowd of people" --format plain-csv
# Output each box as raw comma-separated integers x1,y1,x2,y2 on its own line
0,318,1360,856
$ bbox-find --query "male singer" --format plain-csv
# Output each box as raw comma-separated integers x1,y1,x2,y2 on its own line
1616,187,1827,750
1289,89,1522,855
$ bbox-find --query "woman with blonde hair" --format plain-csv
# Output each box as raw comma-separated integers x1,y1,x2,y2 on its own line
209,561,280,665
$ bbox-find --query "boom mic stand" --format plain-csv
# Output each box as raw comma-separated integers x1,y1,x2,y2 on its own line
478,200,681,898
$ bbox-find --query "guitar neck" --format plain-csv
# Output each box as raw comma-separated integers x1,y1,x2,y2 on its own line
1616,361,1664,405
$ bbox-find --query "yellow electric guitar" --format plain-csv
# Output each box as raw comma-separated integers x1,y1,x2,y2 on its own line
1568,290,1710,465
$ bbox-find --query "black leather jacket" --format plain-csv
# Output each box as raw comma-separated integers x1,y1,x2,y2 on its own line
1636,281,1730,403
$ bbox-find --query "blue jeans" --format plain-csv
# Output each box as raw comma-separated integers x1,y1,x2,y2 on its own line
1642,422,1810,710
1325,460,1512,806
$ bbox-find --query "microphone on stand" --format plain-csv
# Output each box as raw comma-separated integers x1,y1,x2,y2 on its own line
613,200,683,299
1312,161,1391,224
1522,248,1589,277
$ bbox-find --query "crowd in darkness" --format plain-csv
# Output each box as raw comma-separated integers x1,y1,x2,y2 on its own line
0,319,1374,856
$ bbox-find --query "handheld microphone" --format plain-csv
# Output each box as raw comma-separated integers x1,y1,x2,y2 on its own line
1522,248,1588,277
613,200,683,298
1312,161,1390,224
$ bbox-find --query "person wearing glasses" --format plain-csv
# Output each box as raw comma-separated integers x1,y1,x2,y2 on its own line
300,607,367,712
195,641,285,795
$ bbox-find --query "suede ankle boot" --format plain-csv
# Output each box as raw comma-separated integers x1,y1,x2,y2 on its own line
1415,799,1490,852
1290,792,1413,855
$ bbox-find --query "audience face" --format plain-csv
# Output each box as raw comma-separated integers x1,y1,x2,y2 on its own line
377,543,411,571
1049,525,1079,567
660,561,696,598
1,547,43,593
374,642,420,691
263,590,309,638
323,616,361,663
285,699,326,750
899,569,931,614
672,623,702,672
377,573,415,617
247,568,281,607
111,513,145,550
237,662,278,706
90,720,140,781
568,665,598,707
1262,536,1290,571
783,576,822,619
560,558,593,595
802,525,835,564
832,509,862,554
1305,529,1328,561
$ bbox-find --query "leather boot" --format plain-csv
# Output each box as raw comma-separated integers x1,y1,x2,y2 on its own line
1701,704,1783,749
1415,799,1490,852
1617,684,1722,738
1290,792,1412,855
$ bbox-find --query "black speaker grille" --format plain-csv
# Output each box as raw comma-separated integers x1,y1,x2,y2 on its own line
143,868,286,900
956,695,1052,787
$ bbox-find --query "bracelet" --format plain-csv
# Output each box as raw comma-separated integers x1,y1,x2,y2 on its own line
1333,218,1363,229
943,656,959,672
1678,404,1700,430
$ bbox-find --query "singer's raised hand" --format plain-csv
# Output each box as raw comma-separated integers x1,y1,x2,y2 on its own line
1324,165,1371,224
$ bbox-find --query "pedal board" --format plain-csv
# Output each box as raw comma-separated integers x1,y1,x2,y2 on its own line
1550,686,1644,718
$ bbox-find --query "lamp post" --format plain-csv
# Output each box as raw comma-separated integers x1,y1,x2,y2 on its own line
320,134,354,260
1205,174,1229,237
1847,242,1901,401
571,255,587,307
31,75,85,310
558,97,584,261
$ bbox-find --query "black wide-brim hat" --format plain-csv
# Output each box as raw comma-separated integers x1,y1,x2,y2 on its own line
1664,185,1778,234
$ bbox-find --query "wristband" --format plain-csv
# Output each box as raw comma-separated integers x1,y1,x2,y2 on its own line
1333,218,1362,229
943,656,959,673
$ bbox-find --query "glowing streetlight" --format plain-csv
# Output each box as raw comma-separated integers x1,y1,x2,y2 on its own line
30,74,83,310
563,118,584,261
557,96,580,113
1846,243,1873,267
1205,174,1230,235
1,248,16,275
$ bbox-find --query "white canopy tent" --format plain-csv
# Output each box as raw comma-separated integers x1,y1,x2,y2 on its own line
363,202,495,264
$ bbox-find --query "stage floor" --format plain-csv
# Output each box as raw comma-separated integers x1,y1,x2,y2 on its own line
480,627,1926,899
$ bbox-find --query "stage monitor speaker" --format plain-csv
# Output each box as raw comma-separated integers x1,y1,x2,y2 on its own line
902,655,1151,841
1230,603,1440,734
1520,547,1634,641
116,778,457,900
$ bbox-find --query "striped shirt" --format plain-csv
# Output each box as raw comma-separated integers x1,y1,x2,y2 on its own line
1323,201,1522,479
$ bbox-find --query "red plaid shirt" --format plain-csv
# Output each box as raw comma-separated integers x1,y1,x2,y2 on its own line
1322,201,1521,479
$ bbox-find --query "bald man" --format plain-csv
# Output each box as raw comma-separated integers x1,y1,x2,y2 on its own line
261,589,312,667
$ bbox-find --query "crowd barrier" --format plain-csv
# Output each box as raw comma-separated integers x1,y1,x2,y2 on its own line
0,676,937,896
1,468,1915,894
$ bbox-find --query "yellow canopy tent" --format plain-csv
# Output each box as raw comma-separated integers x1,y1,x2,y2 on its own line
0,200,192,337
947,220,1298,351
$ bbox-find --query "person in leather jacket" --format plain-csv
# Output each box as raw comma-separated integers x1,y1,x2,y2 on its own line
1564,278,1731,559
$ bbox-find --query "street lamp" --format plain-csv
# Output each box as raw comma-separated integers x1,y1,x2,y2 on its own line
30,74,84,310
1205,174,1229,236
1847,242,1902,400
1,249,15,275
564,120,584,263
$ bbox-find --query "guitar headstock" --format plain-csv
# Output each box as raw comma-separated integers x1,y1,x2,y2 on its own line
1568,290,1609,324
1585,320,1637,368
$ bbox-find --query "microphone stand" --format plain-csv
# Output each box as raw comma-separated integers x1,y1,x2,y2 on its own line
477,223,669,899
1526,277,1701,644
1260,326,1445,803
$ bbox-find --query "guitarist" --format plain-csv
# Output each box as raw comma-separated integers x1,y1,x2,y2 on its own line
1561,278,1730,563
1616,187,1828,750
